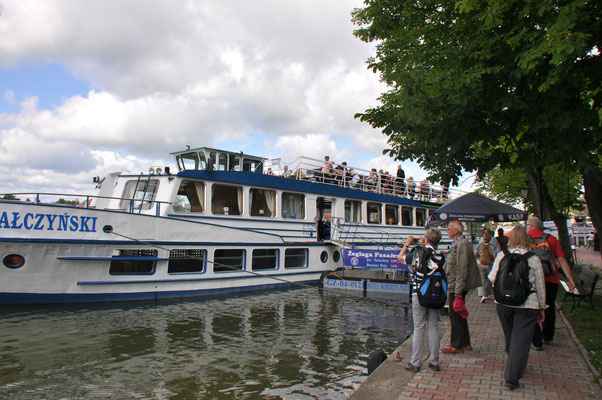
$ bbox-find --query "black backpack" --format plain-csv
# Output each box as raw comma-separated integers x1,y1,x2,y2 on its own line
493,250,535,306
413,247,447,309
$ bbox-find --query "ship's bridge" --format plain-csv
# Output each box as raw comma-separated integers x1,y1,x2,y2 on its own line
171,147,265,173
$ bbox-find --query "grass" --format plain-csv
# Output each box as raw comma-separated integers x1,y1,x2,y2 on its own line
559,264,602,377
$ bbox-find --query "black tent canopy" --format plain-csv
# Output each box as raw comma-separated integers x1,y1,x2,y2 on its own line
425,192,527,228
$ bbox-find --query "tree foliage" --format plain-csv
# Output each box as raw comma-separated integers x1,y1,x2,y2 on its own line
352,0,602,254
352,0,600,184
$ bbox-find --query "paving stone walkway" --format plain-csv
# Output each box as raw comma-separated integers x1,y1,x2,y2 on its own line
398,292,602,399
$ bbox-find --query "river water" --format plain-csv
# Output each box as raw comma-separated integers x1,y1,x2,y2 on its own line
0,288,412,399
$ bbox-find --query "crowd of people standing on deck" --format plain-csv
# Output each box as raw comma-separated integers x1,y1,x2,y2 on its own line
397,217,576,392
273,155,449,201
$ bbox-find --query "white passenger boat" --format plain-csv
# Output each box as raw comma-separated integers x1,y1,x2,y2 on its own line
0,147,454,304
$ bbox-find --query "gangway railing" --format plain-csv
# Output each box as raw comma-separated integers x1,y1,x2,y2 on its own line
330,217,400,251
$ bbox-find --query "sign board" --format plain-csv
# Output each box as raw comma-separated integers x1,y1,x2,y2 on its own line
365,281,409,294
323,278,363,290
343,249,409,270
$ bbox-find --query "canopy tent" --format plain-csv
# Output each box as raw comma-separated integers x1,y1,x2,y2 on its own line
425,192,527,228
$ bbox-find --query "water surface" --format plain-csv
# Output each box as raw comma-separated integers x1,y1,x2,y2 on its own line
0,288,411,399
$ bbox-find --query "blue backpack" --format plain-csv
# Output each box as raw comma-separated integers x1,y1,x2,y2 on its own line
414,247,447,309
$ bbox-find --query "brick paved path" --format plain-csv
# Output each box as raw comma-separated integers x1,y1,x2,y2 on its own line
399,293,602,399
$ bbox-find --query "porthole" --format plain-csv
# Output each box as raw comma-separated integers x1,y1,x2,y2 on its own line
320,251,328,263
333,250,341,263
3,254,25,269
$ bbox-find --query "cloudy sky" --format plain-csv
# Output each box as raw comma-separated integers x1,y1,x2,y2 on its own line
0,0,474,196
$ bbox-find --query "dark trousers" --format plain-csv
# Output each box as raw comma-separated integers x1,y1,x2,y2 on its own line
496,304,539,385
532,281,558,346
449,291,470,349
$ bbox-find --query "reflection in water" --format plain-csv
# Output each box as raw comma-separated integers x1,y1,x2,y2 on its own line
0,288,411,399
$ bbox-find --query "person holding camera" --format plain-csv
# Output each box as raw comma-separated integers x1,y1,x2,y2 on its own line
397,229,446,372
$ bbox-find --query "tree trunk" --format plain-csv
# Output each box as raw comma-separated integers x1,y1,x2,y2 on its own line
525,165,574,266
583,169,602,257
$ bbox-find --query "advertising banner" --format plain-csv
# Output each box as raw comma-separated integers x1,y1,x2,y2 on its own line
343,249,409,270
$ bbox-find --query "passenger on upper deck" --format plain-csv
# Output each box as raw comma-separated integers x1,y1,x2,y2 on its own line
322,156,333,183
266,168,274,176
367,168,378,191
406,177,417,199
396,165,406,196
282,165,292,178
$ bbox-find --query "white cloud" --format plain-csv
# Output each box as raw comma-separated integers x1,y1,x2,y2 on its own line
0,0,449,195
3,90,15,104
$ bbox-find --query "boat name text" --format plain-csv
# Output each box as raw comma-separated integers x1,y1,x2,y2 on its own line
0,211,98,232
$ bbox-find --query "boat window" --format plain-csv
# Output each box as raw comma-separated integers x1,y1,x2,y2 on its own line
367,202,382,224
243,159,262,173
402,206,413,226
120,179,160,210
179,153,200,170
385,204,400,225
285,248,307,269
416,208,427,227
168,249,206,273
173,180,205,213
282,192,305,219
250,188,276,217
218,153,228,171
252,249,278,270
214,249,245,272
211,184,242,215
109,249,157,275
345,200,362,223
229,154,241,171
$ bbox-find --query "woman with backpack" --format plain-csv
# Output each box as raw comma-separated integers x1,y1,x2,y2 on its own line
397,228,446,373
475,230,495,303
488,225,547,391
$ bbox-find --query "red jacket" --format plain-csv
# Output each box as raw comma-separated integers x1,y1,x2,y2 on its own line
528,228,564,284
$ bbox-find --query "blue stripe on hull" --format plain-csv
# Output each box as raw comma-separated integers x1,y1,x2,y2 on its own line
0,280,320,304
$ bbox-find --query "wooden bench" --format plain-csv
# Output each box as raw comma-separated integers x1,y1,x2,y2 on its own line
563,268,599,312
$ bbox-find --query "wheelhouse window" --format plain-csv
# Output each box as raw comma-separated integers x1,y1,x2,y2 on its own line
173,180,205,213
250,188,276,217
367,202,382,224
345,200,362,223
402,206,414,226
211,184,242,215
385,204,399,225
168,249,206,273
214,249,245,272
120,179,160,210
416,208,427,227
282,192,305,219
109,249,157,274
252,249,278,270
285,248,307,269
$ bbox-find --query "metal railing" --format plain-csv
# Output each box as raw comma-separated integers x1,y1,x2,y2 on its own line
263,156,465,203
330,217,401,251
0,192,173,216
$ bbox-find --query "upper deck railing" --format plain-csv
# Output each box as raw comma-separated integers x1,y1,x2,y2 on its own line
263,156,467,204
0,192,172,216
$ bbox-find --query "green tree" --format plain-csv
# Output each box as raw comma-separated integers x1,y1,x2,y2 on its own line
352,0,601,256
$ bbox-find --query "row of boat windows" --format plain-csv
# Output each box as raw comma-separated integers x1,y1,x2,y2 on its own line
109,248,310,275
121,179,429,226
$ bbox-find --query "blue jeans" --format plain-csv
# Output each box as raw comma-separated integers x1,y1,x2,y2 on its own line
410,293,441,367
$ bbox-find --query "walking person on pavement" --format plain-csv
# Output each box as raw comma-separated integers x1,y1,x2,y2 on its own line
526,216,576,350
397,229,446,373
475,230,495,303
441,221,482,354
488,225,547,390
